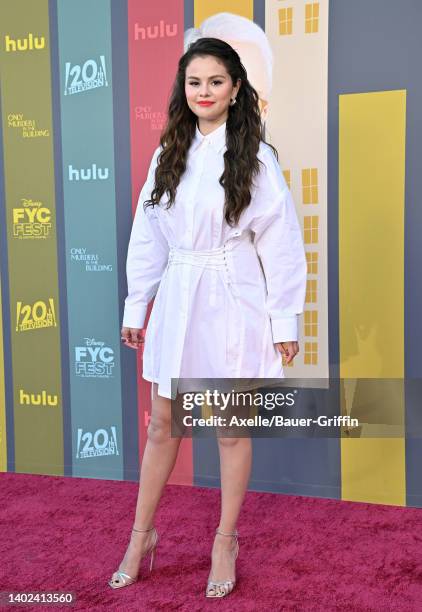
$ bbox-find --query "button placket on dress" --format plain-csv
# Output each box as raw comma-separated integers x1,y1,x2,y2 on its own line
224,236,246,378
165,137,208,397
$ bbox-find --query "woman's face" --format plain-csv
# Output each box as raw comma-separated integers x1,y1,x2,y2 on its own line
185,55,240,124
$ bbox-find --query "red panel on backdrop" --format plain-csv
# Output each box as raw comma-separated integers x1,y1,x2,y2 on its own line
127,1,193,484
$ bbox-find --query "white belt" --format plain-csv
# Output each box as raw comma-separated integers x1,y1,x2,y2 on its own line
168,243,230,269
150,236,252,401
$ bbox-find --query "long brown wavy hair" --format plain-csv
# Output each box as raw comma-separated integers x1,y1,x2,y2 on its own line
143,37,278,227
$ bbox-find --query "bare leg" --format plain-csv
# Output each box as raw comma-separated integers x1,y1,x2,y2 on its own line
111,383,184,580
207,434,252,584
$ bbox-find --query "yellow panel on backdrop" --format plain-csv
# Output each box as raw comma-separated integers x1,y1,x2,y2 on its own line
339,90,405,379
194,0,253,26
339,90,406,506
0,274,6,471
341,439,405,506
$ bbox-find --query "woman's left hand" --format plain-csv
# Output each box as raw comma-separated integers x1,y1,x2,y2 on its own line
275,341,299,364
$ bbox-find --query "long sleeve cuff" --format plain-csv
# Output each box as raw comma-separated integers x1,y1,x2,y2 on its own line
122,303,148,329
270,315,298,343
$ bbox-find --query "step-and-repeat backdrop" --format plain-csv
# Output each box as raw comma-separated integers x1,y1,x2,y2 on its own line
1,0,421,507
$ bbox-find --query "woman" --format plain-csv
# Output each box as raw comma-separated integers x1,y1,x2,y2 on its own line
109,37,307,598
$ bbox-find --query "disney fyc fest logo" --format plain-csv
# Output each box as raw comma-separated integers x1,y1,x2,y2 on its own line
13,198,52,239
75,338,115,378
70,247,113,272
64,56,108,96
76,426,119,460
16,298,57,332
7,113,50,138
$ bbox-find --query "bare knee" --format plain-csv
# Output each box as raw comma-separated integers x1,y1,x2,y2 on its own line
147,412,172,443
216,435,241,448
147,390,172,443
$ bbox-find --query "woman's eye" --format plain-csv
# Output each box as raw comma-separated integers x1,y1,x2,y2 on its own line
188,81,223,86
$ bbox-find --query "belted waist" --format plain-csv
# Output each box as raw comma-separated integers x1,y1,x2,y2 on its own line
167,233,254,270
149,232,254,401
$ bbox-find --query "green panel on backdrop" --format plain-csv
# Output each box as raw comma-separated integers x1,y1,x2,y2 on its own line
0,0,64,474
57,0,123,478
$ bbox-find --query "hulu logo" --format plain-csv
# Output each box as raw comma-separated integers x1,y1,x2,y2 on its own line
19,388,58,407
68,164,109,181
5,33,45,52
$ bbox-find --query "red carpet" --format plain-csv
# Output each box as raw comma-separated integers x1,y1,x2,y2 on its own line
1,472,422,611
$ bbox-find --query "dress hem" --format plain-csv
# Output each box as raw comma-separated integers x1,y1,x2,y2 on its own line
142,372,286,400
142,373,173,399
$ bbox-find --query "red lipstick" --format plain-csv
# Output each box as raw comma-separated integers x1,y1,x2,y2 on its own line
197,101,215,107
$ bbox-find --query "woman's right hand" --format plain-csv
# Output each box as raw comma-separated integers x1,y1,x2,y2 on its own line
121,326,145,350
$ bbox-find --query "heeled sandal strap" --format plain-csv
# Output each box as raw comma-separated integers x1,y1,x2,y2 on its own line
215,528,239,561
114,571,135,582
132,525,155,533
215,528,238,537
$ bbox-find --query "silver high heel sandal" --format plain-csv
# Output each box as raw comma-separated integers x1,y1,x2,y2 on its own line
108,525,158,589
205,528,239,598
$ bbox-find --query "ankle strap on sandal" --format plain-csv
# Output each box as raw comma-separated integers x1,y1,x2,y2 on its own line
132,525,155,533
216,528,238,537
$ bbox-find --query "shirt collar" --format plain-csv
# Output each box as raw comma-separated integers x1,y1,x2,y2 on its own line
191,120,227,154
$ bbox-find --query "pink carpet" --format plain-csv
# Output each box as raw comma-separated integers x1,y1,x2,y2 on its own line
1,472,422,611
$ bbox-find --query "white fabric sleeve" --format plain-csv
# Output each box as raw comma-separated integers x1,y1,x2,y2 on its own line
122,146,169,329
250,145,308,343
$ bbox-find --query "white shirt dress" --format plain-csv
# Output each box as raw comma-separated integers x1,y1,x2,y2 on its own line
122,120,308,400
